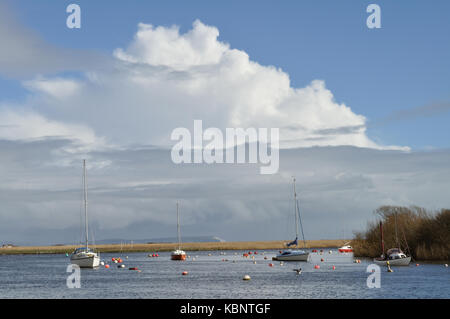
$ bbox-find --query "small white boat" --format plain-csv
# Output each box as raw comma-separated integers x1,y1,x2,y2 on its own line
374,248,411,266
70,160,100,268
171,203,186,261
274,250,309,261
274,177,309,262
71,247,100,268
338,243,353,253
373,220,411,267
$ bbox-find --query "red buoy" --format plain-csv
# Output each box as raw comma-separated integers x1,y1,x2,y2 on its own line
314,265,320,269
320,258,324,262
269,263,274,267
182,271,188,275
332,265,336,270
129,267,138,271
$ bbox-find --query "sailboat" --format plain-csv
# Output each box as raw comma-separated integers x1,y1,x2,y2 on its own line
171,202,186,261
273,178,309,262
70,160,100,268
373,216,411,266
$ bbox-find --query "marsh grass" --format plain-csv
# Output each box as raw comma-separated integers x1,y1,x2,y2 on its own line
0,239,349,255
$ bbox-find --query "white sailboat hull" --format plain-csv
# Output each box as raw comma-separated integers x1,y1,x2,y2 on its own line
70,254,100,268
273,251,309,261
373,256,411,266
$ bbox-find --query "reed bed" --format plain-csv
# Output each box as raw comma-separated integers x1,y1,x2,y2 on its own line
0,239,348,255
353,206,450,261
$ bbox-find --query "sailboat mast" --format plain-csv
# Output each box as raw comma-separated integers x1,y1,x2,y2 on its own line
83,159,89,249
394,210,399,248
293,177,299,247
380,221,384,256
177,202,181,250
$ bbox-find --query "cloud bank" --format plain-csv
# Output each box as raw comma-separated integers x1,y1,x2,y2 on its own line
1,19,407,151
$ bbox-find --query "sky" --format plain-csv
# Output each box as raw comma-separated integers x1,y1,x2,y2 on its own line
0,0,449,245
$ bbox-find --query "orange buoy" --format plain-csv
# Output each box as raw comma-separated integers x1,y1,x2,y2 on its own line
182,271,188,275
111,258,116,261
269,263,274,267
105,264,110,269
416,263,420,267
243,253,248,257
314,265,320,269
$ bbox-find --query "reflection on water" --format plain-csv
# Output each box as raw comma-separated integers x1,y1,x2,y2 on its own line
0,249,448,298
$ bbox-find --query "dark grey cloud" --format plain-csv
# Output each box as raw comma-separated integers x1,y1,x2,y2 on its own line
1,138,449,245
313,125,366,136
371,101,450,127
0,2,111,78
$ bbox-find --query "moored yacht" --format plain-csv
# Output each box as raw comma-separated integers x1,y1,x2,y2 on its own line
373,220,411,266
171,202,186,261
71,247,100,268
274,248,309,261
374,248,411,266
338,243,353,253
70,160,100,268
273,177,309,262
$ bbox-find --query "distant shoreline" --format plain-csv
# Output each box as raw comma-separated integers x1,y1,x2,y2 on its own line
0,239,348,255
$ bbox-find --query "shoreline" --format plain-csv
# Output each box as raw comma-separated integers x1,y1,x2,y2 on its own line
0,239,348,255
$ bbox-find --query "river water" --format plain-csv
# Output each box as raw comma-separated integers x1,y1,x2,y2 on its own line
0,249,448,298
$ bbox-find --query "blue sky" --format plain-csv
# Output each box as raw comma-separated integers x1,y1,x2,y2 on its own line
3,0,450,149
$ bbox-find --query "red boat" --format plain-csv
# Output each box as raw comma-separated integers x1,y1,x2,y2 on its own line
171,249,186,260
171,202,186,261
338,244,353,253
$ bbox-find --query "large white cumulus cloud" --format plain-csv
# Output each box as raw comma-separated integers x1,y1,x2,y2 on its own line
1,20,407,151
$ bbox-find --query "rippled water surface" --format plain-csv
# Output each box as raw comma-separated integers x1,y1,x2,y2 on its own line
0,249,448,298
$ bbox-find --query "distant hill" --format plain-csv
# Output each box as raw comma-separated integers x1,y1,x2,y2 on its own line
93,236,225,245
